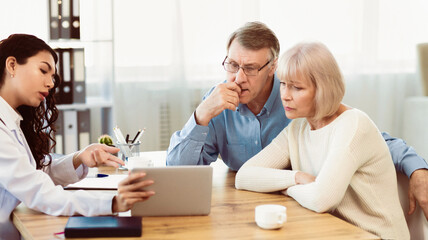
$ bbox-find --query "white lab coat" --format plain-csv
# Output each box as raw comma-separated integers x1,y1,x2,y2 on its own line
0,97,114,240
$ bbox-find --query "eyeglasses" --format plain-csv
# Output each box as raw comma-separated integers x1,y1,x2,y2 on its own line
222,56,272,76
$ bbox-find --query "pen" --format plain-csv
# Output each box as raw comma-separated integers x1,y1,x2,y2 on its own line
113,126,127,144
132,128,146,144
113,126,132,157
130,128,146,152
87,173,109,178
131,129,141,143
125,134,130,143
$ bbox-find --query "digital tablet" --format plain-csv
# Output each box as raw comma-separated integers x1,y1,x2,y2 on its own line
130,166,213,216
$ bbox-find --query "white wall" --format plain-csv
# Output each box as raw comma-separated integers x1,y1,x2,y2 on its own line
0,0,49,40
2,0,427,151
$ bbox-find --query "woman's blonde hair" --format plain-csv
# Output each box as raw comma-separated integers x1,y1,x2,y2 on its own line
277,42,345,120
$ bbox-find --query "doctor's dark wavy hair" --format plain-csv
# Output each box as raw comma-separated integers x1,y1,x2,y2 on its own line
0,34,61,169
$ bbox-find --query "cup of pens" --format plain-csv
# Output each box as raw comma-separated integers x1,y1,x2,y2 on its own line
114,127,145,169
117,141,140,168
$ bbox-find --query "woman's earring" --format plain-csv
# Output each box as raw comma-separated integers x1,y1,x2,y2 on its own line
11,74,14,78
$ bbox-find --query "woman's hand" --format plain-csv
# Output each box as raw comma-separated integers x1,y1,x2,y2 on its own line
112,172,155,213
72,143,124,169
282,171,316,196
295,171,316,184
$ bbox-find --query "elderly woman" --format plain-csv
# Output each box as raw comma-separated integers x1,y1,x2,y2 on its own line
235,42,409,239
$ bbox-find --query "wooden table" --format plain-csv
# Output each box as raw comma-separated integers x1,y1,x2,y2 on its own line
13,155,379,240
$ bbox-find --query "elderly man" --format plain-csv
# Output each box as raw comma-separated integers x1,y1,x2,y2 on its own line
166,21,428,220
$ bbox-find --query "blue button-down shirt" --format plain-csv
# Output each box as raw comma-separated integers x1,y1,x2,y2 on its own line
383,132,428,177
166,75,428,175
167,75,290,171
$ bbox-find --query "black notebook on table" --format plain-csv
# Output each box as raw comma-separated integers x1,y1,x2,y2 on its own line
64,216,142,238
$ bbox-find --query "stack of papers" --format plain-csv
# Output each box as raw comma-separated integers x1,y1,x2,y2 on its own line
65,175,128,190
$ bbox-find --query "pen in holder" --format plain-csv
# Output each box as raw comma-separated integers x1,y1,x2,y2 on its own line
116,141,140,169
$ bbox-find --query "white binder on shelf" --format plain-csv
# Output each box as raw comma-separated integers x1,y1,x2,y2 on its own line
63,110,78,154
60,0,71,39
54,110,64,154
49,0,60,39
77,109,91,150
72,49,85,103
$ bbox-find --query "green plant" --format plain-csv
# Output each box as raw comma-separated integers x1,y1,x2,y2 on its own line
98,134,113,146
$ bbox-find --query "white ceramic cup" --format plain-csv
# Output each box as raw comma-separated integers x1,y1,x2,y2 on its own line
255,204,287,230
127,156,154,170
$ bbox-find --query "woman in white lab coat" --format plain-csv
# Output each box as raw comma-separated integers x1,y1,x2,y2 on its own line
0,34,154,240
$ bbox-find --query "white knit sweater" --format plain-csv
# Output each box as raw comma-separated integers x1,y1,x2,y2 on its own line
235,108,409,239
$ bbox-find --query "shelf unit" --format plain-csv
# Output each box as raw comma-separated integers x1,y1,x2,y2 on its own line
48,0,115,154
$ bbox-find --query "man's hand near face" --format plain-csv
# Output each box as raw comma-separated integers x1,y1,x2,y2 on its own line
195,82,241,126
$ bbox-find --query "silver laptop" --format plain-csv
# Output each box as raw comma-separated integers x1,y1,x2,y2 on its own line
130,166,213,216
